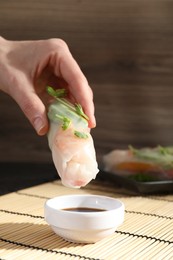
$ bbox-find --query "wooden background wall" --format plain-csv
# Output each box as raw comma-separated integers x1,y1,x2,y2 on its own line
0,0,173,164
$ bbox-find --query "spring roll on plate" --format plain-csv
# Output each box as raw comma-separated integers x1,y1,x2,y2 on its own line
103,146,173,181
47,87,99,188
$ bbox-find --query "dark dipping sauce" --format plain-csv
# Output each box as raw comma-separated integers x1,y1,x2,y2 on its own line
62,207,107,213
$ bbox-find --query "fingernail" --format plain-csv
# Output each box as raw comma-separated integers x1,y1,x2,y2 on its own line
93,118,96,128
89,118,96,128
33,117,45,135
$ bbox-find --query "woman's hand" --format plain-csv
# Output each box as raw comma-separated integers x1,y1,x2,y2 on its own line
0,36,96,135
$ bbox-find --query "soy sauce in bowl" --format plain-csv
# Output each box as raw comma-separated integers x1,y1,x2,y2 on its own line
44,194,125,243
62,207,106,213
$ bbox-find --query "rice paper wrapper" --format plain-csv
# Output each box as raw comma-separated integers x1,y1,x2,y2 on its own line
47,100,99,188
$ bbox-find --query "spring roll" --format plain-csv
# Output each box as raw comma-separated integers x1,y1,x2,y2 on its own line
103,146,173,181
47,87,99,188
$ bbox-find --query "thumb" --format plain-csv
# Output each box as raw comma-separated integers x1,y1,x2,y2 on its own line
11,81,48,136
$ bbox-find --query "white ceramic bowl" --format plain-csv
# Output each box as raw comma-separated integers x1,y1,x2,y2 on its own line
44,194,124,243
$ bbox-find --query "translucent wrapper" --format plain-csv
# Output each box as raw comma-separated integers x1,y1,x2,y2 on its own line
47,96,99,188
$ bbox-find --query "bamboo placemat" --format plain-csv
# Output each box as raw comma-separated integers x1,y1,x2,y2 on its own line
0,180,173,260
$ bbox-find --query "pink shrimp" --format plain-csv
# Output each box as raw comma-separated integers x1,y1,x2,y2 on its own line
48,124,99,188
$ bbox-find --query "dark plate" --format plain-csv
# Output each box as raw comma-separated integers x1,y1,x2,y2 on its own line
99,169,173,194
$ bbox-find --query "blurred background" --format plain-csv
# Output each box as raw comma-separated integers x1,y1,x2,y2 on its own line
0,0,173,192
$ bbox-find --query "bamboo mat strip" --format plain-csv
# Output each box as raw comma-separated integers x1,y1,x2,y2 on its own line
0,180,173,259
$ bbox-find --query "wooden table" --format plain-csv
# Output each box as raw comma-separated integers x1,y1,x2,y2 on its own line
1,0,173,164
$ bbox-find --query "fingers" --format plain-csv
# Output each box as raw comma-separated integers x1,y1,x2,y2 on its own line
2,38,96,132
10,76,49,135
48,40,96,128
61,56,96,128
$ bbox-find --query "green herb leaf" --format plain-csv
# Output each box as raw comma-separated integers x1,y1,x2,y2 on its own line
158,145,173,155
128,145,173,169
47,86,67,98
75,103,89,121
47,86,57,97
128,173,155,182
55,114,71,130
55,88,67,98
74,130,88,139
62,117,71,130
47,86,89,129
